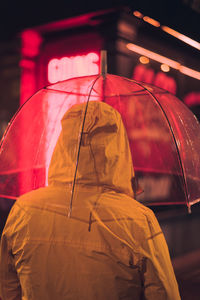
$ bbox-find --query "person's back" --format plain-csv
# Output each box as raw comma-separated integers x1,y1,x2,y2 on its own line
0,102,181,299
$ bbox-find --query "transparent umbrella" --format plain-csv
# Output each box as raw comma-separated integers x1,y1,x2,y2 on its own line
0,70,200,213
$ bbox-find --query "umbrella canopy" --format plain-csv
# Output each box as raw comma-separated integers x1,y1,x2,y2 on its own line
0,73,200,211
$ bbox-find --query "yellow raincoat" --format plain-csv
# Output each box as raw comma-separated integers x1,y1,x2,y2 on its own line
0,101,180,300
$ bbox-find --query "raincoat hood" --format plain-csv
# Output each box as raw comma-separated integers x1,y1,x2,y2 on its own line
48,101,134,197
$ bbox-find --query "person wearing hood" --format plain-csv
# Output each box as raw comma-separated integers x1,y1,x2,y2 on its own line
0,101,181,300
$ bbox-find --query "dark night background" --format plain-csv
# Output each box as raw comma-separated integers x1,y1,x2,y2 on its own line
0,0,199,40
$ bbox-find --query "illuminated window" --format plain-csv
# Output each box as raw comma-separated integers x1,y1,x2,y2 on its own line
48,52,99,83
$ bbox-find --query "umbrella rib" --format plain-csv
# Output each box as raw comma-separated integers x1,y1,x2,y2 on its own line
45,87,100,98
68,75,101,218
0,194,17,200
133,81,190,207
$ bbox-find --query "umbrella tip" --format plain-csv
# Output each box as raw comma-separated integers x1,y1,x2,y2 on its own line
100,50,107,77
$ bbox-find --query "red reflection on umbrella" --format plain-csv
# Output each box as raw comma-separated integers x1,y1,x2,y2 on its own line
0,73,200,212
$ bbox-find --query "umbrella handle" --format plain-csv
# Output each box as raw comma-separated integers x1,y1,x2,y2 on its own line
100,50,107,77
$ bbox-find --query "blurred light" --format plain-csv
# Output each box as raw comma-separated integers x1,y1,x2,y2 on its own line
48,52,99,83
21,30,42,57
139,56,150,64
179,66,200,80
162,26,200,51
127,43,180,69
127,43,200,80
184,92,200,107
154,72,176,94
133,11,143,18
161,64,170,72
143,16,160,27
133,10,200,51
19,59,35,69
133,64,155,83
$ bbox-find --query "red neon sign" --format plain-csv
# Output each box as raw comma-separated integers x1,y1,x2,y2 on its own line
48,52,100,83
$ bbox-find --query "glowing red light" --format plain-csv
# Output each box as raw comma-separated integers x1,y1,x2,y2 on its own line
133,65,177,94
48,52,100,83
184,92,200,107
21,30,42,57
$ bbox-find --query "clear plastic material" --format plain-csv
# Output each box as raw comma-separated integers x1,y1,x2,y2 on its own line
0,74,200,210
